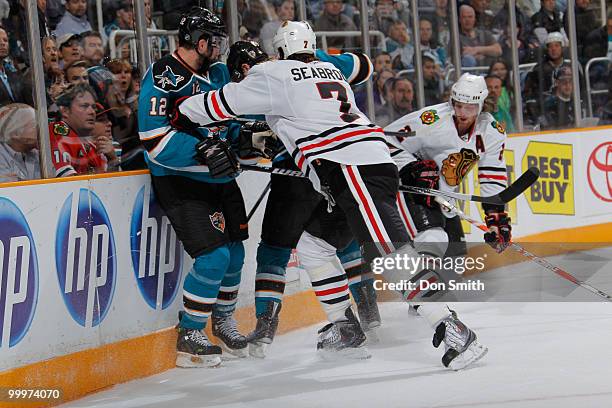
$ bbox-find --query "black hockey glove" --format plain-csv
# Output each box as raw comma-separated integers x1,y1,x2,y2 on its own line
484,211,512,253
399,160,440,208
194,137,240,178
170,96,201,132
237,121,275,160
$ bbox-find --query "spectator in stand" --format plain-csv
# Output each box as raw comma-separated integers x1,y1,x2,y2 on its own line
314,0,359,51
387,19,414,70
422,0,450,50
523,31,570,124
260,0,295,55
355,67,394,112
49,83,118,176
542,65,583,129
494,1,539,62
103,0,135,45
419,16,447,68
57,33,82,69
373,51,392,74
46,0,65,31
458,5,502,67
585,10,612,61
64,60,89,84
242,0,276,38
468,0,494,30
531,0,564,43
81,32,105,67
485,74,515,132
93,102,122,169
0,104,41,182
5,0,49,66
370,0,410,37
422,52,443,105
53,0,92,38
105,58,145,169
0,28,25,107
488,58,514,125
376,77,415,126
563,0,599,64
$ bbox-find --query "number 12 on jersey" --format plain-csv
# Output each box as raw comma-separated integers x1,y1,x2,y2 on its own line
316,82,360,123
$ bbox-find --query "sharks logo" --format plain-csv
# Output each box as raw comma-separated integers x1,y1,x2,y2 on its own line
155,66,185,89
209,212,225,233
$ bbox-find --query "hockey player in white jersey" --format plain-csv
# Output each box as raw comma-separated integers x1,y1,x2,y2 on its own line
384,73,510,369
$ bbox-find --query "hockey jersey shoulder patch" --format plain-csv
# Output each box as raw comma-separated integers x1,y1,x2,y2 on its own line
491,120,506,134
152,56,192,92
420,109,440,125
52,122,69,136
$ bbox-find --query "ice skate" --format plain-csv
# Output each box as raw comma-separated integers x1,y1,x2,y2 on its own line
212,315,248,358
247,302,281,358
354,282,382,344
317,308,370,360
176,327,222,368
432,314,488,370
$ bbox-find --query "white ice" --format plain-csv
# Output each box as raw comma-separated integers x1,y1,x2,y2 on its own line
62,249,612,408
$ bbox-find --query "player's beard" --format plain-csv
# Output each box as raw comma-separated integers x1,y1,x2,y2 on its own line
196,47,214,75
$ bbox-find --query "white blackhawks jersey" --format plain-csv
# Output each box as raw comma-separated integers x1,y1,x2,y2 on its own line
177,59,393,189
385,102,508,201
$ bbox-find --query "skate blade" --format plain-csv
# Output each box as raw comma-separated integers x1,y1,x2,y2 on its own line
248,341,270,359
176,352,222,368
318,345,371,361
219,342,248,359
448,340,488,371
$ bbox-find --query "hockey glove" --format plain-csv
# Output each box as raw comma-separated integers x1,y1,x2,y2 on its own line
170,96,201,132
484,211,512,253
194,137,240,178
237,121,276,160
399,160,440,208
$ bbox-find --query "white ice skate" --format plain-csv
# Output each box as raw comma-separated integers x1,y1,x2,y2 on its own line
433,315,488,370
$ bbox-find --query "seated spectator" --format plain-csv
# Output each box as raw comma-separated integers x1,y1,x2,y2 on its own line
488,59,514,122
105,59,145,169
92,103,121,170
0,27,26,107
494,1,539,62
584,10,612,61
376,77,415,127
541,65,583,129
23,36,65,116
260,0,295,55
355,67,394,112
458,5,502,67
314,0,359,51
485,74,515,132
242,0,276,38
419,16,447,68
53,0,92,38
81,32,105,67
373,51,392,74
531,0,564,43
46,0,65,31
4,0,49,66
64,60,89,84
103,0,135,45
49,83,117,176
468,0,495,30
387,20,414,70
0,104,40,182
57,33,82,70
563,0,599,64
370,0,410,37
422,0,451,49
422,52,444,105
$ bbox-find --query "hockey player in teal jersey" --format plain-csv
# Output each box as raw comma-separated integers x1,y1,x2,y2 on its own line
138,7,249,367
225,39,381,358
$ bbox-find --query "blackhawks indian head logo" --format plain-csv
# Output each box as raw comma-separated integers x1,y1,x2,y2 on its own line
210,211,226,233
420,110,439,125
441,148,480,186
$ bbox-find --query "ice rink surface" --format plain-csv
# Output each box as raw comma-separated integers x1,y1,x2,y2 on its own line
63,249,612,408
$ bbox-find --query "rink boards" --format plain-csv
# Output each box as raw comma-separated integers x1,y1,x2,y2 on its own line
0,126,610,407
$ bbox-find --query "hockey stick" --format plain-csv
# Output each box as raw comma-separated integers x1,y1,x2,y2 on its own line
434,196,612,302
240,164,540,205
247,180,271,222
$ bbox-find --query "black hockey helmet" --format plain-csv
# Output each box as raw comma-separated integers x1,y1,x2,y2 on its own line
178,6,226,48
227,41,268,82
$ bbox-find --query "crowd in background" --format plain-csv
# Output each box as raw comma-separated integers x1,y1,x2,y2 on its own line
0,0,611,183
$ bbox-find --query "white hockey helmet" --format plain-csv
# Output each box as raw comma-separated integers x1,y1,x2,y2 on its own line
450,73,489,114
272,20,316,59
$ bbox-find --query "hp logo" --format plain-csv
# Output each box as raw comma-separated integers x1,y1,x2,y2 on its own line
56,189,116,327
131,184,182,310
0,198,38,349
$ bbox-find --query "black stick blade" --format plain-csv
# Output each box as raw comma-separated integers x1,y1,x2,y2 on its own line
498,166,540,203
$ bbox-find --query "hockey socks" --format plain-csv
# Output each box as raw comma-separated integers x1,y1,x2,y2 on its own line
254,243,291,316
